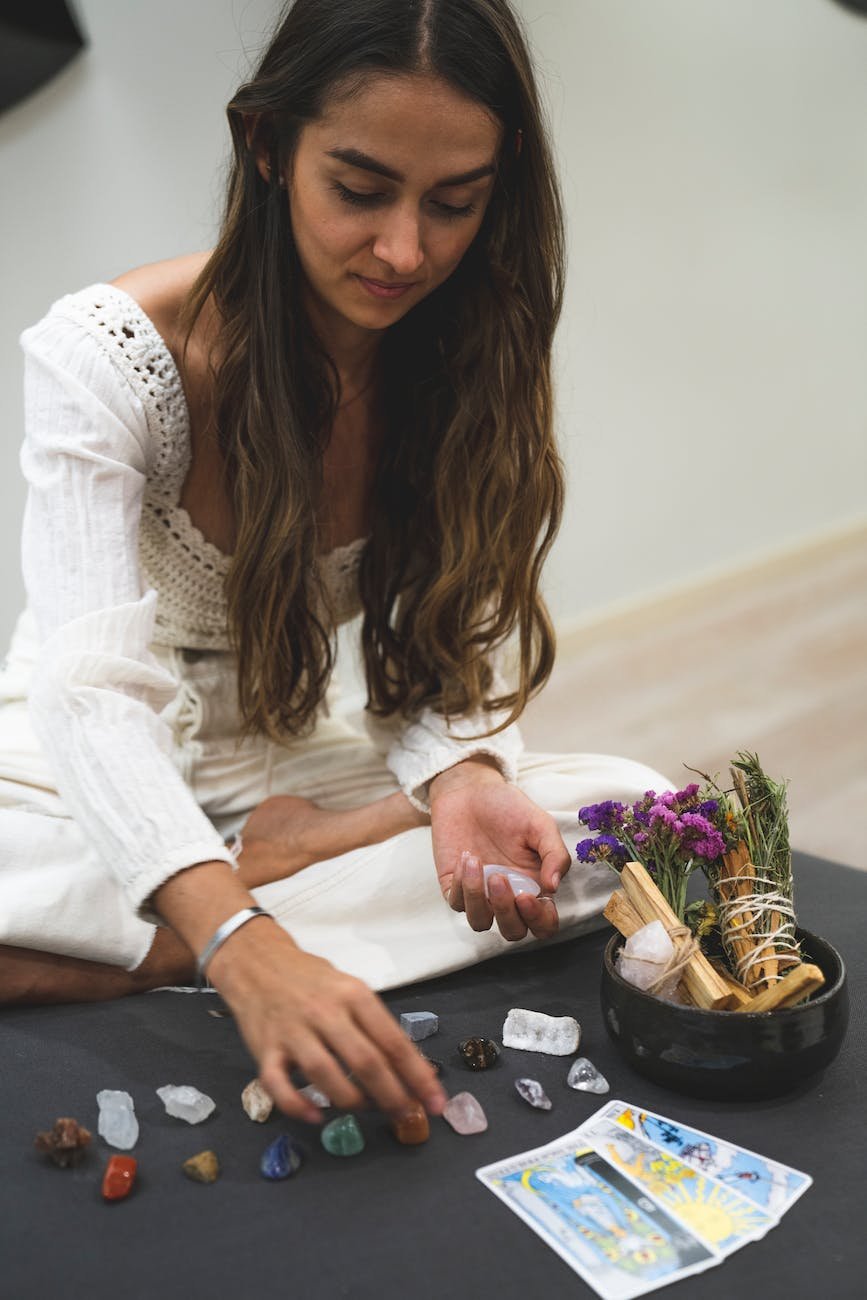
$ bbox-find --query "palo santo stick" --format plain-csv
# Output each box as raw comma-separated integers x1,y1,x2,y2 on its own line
603,889,644,938
735,963,824,1014
708,959,754,1008
620,862,736,1010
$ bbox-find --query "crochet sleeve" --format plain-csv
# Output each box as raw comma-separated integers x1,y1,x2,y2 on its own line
364,669,524,814
18,302,234,919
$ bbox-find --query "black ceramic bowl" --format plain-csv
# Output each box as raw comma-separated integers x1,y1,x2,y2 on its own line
600,928,848,1100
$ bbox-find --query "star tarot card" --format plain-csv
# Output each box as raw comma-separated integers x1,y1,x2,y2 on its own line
578,1114,776,1254
597,1101,811,1217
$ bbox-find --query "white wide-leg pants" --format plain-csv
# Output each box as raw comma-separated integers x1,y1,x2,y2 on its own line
0,626,671,990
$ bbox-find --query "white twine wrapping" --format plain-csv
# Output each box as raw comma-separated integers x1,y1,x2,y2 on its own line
646,925,699,996
716,864,800,986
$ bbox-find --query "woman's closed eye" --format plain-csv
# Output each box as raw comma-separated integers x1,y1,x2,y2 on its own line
330,181,476,220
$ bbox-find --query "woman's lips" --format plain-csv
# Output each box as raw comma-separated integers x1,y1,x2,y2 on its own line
355,275,417,300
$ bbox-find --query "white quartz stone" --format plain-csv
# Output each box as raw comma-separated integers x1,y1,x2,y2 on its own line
156,1084,216,1124
482,865,541,900
617,920,679,996
502,1008,581,1055
96,1090,139,1150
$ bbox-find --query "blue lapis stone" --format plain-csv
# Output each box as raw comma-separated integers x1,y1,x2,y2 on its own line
260,1134,304,1181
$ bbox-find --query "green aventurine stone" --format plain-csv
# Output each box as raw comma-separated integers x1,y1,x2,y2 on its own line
321,1115,365,1157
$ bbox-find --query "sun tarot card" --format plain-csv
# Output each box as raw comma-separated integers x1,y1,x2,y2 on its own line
477,1132,719,1300
596,1101,812,1218
577,1114,776,1255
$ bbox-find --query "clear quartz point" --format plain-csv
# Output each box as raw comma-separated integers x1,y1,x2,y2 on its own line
156,1084,216,1123
566,1057,610,1094
96,1090,139,1150
514,1077,552,1110
299,1083,331,1109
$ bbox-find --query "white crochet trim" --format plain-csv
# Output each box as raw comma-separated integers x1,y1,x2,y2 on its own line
52,284,364,650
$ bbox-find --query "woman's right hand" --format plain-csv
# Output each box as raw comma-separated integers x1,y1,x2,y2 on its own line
207,916,447,1124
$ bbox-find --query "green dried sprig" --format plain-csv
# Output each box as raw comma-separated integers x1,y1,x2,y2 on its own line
730,751,793,896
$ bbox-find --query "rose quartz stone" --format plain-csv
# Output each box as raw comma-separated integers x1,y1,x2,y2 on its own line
442,1092,488,1135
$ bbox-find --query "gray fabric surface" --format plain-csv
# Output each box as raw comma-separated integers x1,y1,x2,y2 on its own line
1,851,863,1299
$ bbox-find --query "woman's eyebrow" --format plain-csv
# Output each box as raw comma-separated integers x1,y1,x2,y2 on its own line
325,147,495,187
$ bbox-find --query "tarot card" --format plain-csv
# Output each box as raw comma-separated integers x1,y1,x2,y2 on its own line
577,1114,776,1255
477,1132,719,1300
596,1101,812,1217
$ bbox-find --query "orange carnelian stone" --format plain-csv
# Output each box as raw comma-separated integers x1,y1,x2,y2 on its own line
102,1155,137,1201
391,1102,430,1145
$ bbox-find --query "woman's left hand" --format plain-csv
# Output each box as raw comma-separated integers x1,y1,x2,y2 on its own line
429,759,569,942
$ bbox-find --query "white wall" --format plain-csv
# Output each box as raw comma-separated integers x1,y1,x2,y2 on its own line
521,0,867,622
1,0,865,650
0,0,281,649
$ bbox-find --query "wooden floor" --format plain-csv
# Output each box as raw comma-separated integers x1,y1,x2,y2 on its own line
521,526,867,870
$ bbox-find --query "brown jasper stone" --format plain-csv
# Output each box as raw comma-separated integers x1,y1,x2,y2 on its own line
182,1149,221,1183
390,1102,430,1145
34,1117,92,1168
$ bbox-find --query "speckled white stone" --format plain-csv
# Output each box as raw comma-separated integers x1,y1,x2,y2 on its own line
502,1008,581,1055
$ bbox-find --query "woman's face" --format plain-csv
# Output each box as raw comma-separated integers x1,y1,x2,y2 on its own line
281,72,502,346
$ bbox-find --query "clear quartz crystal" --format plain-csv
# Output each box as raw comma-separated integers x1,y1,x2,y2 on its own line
299,1083,331,1109
241,1079,274,1123
156,1085,216,1124
442,1092,488,1134
566,1057,610,1094
96,1090,139,1150
482,865,541,900
502,1008,581,1055
617,920,679,996
514,1078,553,1110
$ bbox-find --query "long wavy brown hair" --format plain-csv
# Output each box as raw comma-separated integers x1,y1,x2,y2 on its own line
181,0,565,740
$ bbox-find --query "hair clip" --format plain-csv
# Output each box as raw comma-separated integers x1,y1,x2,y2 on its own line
515,128,524,158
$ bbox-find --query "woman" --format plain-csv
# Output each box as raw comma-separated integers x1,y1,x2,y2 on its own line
0,0,667,1123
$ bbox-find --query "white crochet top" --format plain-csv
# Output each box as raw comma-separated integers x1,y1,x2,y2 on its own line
16,284,522,916
42,284,365,648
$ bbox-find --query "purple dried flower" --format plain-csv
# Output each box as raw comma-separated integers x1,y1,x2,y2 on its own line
574,834,627,868
578,800,626,833
649,805,680,829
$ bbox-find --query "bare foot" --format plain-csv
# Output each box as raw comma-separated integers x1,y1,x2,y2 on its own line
236,792,429,889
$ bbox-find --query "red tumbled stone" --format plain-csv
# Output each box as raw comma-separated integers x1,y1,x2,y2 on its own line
102,1155,137,1201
